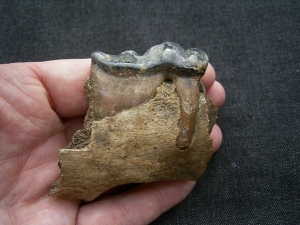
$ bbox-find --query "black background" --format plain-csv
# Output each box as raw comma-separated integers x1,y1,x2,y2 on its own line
1,1,299,224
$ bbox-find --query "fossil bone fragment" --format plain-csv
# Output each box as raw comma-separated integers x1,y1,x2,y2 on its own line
49,42,217,201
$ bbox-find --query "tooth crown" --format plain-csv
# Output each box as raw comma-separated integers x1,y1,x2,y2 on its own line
92,41,208,76
91,42,209,149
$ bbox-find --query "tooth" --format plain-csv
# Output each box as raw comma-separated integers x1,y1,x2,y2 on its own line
173,76,200,149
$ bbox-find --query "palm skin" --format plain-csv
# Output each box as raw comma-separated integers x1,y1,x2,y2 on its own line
0,59,225,225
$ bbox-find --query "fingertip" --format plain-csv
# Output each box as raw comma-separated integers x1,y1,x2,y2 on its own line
206,81,226,108
210,124,222,153
201,63,216,89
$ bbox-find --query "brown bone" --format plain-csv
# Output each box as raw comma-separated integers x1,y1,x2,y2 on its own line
49,42,217,201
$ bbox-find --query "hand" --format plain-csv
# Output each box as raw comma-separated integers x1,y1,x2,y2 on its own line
0,60,225,224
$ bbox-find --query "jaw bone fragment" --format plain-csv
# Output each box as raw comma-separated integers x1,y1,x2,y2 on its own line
49,42,217,201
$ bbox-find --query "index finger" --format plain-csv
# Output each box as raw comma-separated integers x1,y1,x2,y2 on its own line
28,59,91,118
29,60,217,118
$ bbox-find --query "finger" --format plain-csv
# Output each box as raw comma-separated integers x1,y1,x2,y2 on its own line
200,63,216,89
206,81,226,108
77,180,196,225
210,124,222,153
27,59,91,118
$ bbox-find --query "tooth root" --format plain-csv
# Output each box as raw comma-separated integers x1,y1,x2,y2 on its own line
173,76,200,150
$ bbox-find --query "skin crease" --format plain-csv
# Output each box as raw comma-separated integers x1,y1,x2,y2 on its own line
0,59,225,225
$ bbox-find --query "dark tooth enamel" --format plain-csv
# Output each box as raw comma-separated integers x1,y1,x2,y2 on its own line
91,42,208,149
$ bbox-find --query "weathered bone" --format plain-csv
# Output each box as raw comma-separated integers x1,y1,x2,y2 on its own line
49,42,217,201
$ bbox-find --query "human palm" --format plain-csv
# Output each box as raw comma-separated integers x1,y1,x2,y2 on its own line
0,59,225,224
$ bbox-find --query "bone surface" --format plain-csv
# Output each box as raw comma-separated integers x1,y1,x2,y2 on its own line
49,42,217,201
